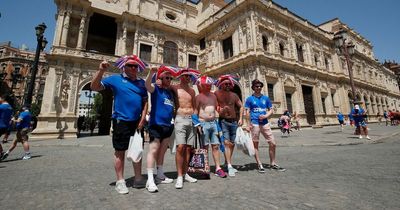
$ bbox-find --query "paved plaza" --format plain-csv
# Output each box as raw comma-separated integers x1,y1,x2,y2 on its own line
1,124,399,209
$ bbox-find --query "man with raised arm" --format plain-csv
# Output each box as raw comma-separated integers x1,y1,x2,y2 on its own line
90,55,148,194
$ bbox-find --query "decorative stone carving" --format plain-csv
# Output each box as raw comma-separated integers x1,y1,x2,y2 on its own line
61,78,70,102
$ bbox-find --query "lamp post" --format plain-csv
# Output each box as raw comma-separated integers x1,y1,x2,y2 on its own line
334,29,357,105
85,90,95,118
24,23,48,107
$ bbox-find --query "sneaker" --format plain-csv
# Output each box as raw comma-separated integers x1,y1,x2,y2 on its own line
258,165,265,173
215,168,227,178
132,179,146,188
1,152,8,161
228,167,236,177
146,181,158,193
22,155,31,160
115,180,129,194
366,136,371,140
175,177,183,189
155,176,174,184
359,135,363,139
184,174,197,183
270,164,286,172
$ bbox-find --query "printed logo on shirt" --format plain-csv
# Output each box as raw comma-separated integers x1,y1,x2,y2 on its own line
164,98,174,107
253,108,266,112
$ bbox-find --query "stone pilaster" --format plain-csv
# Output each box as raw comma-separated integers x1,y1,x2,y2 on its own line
60,6,72,47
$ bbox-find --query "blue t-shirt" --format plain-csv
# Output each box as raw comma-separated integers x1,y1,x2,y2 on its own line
337,113,344,121
0,103,13,129
350,108,365,123
102,74,148,121
17,110,32,129
149,86,175,126
245,94,272,125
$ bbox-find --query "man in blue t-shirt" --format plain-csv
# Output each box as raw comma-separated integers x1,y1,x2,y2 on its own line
337,112,345,130
0,95,13,160
91,55,148,194
144,66,176,193
1,106,31,161
244,79,285,173
350,104,370,140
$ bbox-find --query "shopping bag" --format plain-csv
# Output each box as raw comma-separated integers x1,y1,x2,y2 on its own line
235,127,255,156
187,130,210,175
126,131,143,163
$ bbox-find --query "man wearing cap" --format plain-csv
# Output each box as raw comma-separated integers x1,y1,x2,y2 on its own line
245,79,285,172
1,106,32,161
91,55,148,194
145,66,177,192
193,76,227,178
171,68,199,189
351,104,371,139
214,75,243,177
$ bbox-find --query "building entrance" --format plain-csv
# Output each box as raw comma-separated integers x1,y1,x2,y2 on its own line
302,85,316,125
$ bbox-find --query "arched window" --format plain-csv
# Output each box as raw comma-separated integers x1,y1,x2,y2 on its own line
163,41,178,66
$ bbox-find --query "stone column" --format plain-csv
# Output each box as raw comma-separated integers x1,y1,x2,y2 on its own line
77,11,87,50
60,7,71,47
53,5,66,47
120,21,128,55
115,21,123,56
275,76,285,113
325,89,334,114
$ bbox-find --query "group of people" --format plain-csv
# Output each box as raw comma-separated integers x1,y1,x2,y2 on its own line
0,95,33,161
90,55,285,195
337,104,371,139
383,110,400,126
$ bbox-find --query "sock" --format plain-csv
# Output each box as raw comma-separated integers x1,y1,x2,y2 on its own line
228,164,233,168
147,168,154,184
157,165,165,179
259,164,264,169
25,152,30,155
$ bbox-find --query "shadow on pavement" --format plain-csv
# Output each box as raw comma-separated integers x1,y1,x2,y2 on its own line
0,155,42,163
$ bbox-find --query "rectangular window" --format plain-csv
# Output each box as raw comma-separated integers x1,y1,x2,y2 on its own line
222,36,233,59
200,38,206,50
267,83,274,101
188,54,197,69
322,97,327,114
286,93,293,114
296,43,304,62
139,43,152,62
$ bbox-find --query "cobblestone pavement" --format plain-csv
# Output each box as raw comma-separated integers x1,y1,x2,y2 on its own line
0,124,399,209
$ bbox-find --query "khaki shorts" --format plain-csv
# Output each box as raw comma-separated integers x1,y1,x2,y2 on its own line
251,123,276,144
174,116,195,146
16,128,30,142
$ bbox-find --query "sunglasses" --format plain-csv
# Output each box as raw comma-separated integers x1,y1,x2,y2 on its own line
162,76,173,80
125,64,138,68
254,85,263,88
224,83,232,86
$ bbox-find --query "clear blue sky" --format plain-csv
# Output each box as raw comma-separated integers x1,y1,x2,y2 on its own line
0,0,398,62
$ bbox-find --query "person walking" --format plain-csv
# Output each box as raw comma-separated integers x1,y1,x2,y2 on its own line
145,66,177,193
1,106,32,161
171,68,200,189
337,112,345,131
245,79,285,173
0,95,13,160
351,104,371,140
292,111,301,131
90,55,148,194
214,74,243,177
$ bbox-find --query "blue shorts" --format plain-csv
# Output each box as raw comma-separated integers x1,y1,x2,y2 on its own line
219,118,238,143
200,121,220,145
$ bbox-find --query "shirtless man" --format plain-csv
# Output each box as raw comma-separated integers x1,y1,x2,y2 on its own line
214,76,243,177
171,68,200,189
193,76,227,178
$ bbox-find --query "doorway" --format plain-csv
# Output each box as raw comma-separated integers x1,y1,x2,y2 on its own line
302,85,316,125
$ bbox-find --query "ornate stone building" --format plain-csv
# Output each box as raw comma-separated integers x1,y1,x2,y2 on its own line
35,0,400,138
0,41,47,109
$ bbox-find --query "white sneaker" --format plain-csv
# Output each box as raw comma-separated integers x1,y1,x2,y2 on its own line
228,167,236,177
184,174,197,183
22,155,31,160
146,181,158,193
359,135,363,139
175,177,183,189
115,180,129,194
366,136,371,140
156,176,174,184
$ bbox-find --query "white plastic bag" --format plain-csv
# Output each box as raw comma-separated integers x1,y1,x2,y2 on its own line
235,127,255,157
127,131,143,163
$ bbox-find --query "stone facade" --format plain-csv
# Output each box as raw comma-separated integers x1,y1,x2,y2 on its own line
0,42,48,109
35,0,400,138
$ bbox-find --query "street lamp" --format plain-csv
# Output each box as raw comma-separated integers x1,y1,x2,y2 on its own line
85,90,95,117
24,22,48,107
334,29,357,105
